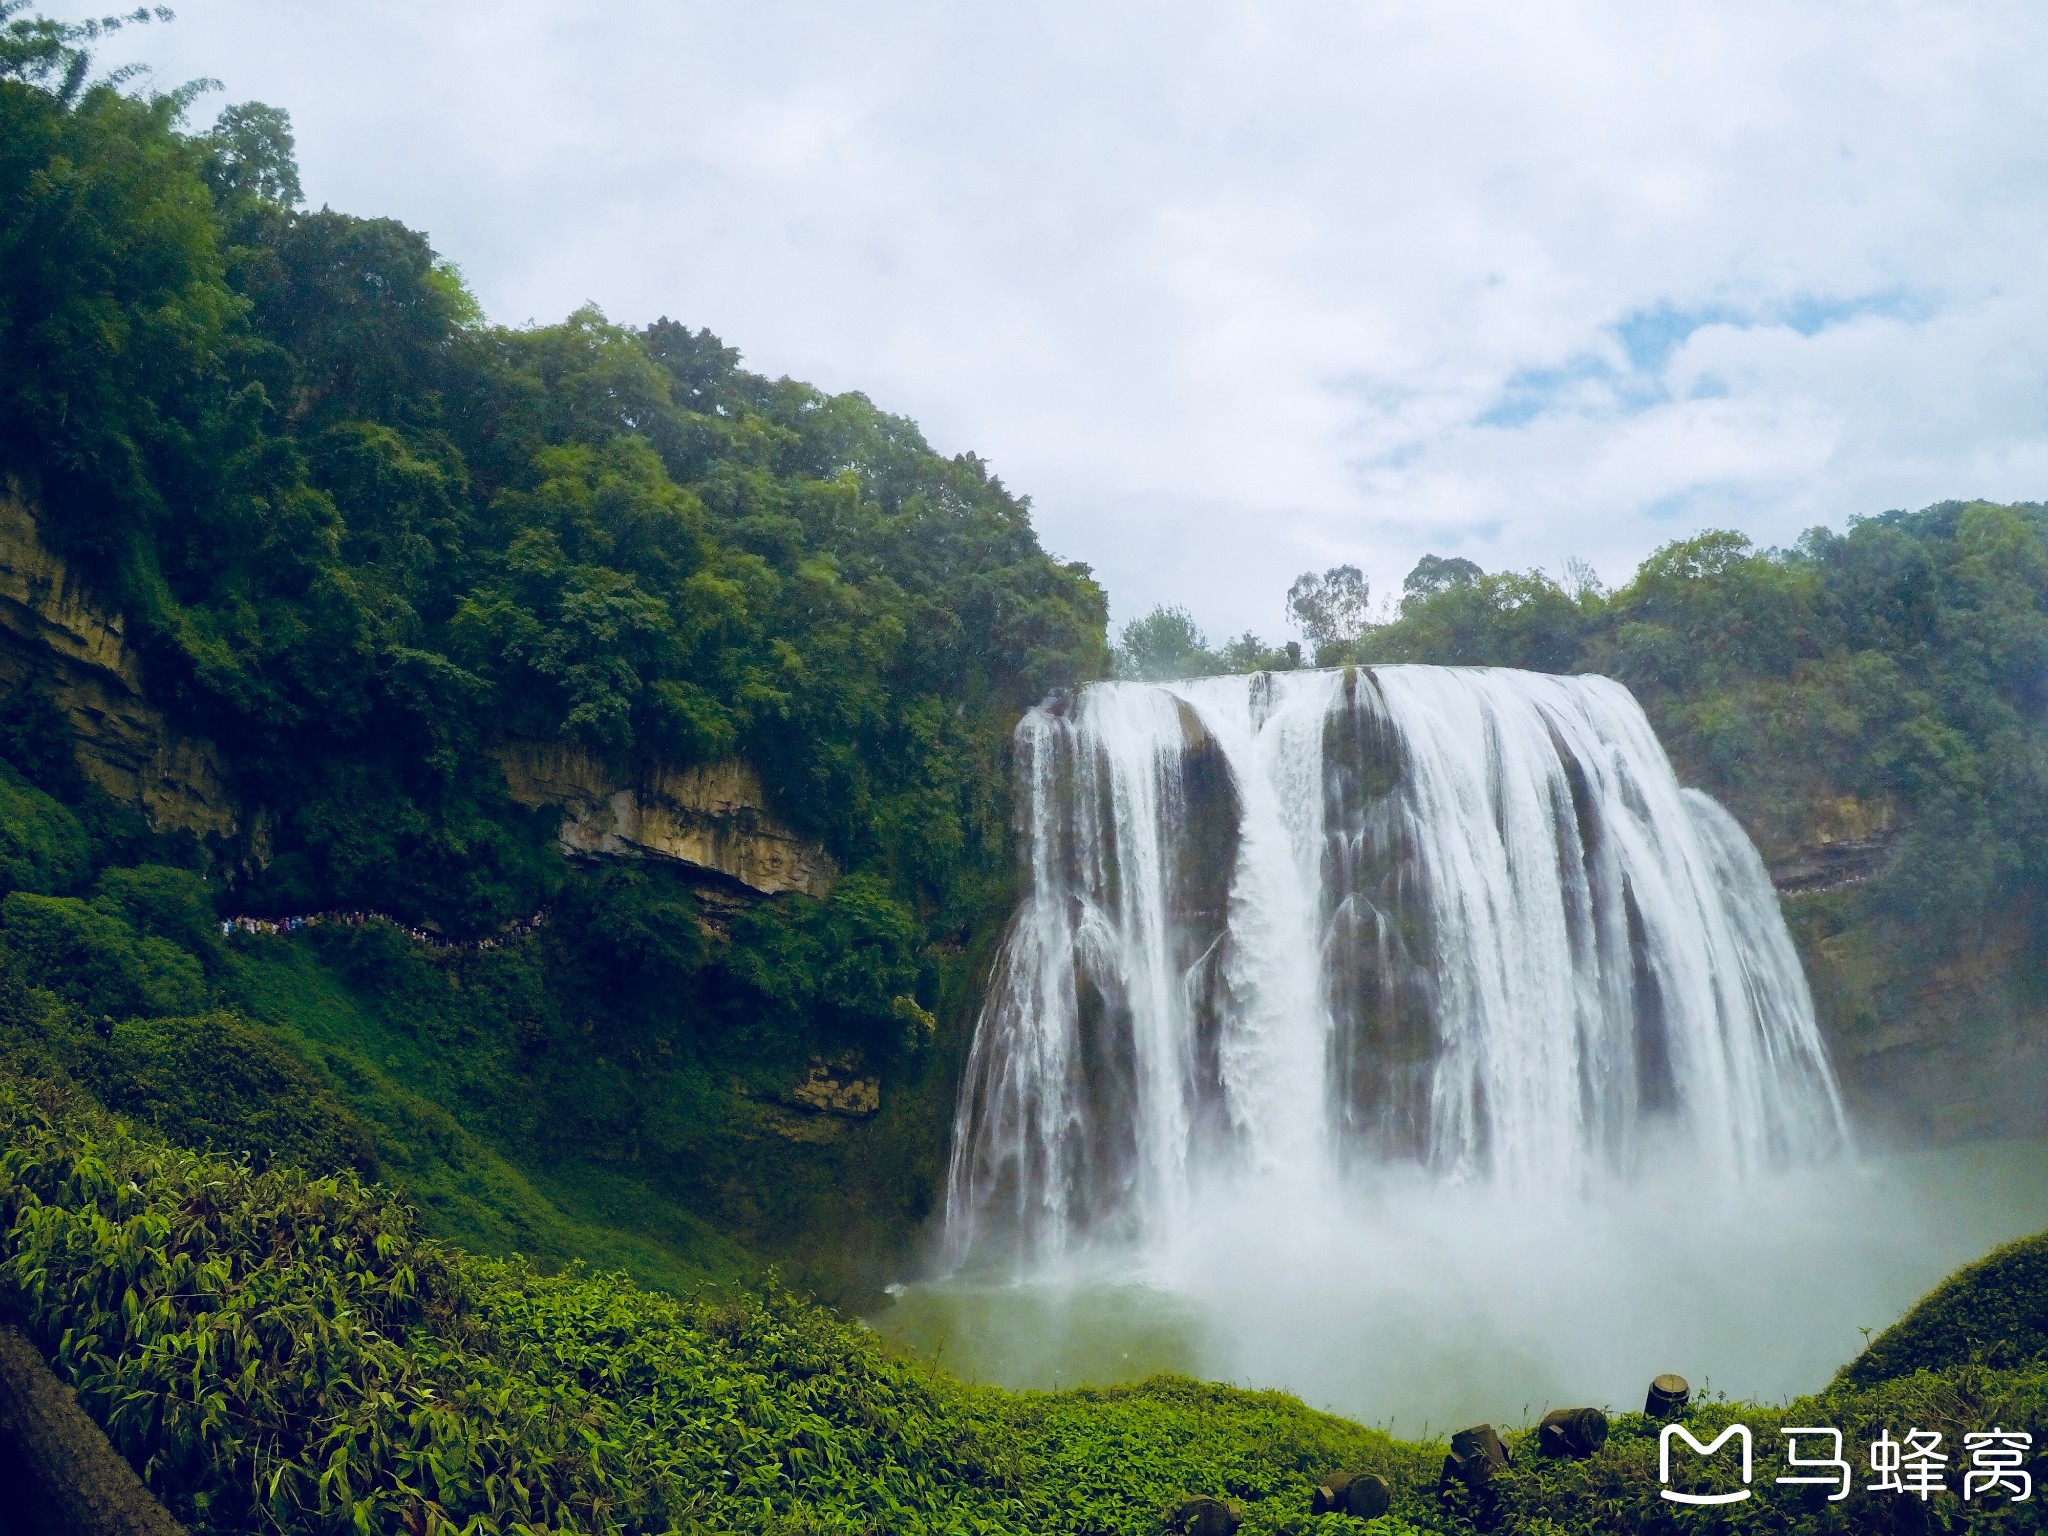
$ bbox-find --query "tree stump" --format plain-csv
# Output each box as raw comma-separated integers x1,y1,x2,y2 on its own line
1440,1423,1510,1490
1644,1373,1690,1419
1311,1470,1392,1518
1537,1406,1610,1459
1166,1495,1242,1536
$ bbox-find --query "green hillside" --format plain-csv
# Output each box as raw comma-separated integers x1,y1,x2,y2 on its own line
0,4,1103,1292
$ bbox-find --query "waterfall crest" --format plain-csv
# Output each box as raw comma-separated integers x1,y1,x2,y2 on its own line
943,666,1848,1269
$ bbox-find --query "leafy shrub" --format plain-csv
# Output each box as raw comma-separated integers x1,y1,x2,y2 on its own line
715,874,930,1060
100,1010,374,1174
0,891,205,1018
1840,1228,2048,1384
0,768,89,896
91,864,225,975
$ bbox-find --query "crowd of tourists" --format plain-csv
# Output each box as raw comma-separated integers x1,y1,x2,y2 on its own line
220,908,549,953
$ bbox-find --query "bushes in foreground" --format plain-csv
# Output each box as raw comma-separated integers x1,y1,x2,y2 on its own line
4,1077,2047,1534
0,1081,1408,1535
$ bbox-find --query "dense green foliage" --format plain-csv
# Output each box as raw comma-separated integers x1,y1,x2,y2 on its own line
1,14,1105,936
0,674,969,1290
0,9,1110,1287
6,1077,2047,1535
0,1081,1425,1536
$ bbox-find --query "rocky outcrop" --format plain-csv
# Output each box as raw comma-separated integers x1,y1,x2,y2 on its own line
0,487,237,841
1768,795,1901,896
1803,905,2048,1146
739,1053,883,1143
780,1053,881,1117
0,1325,188,1535
498,741,835,897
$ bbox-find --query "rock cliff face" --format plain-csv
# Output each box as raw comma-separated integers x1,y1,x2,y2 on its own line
498,741,836,897
0,487,237,841
1760,795,2046,1147
1764,795,1900,896
1796,900,2048,1148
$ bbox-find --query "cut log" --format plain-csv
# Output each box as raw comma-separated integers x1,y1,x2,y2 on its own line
1644,1373,1690,1419
1440,1423,1510,1489
1310,1473,1354,1515
1166,1495,1243,1536
0,1326,187,1535
1343,1472,1392,1518
1537,1406,1610,1459
1311,1469,1396,1518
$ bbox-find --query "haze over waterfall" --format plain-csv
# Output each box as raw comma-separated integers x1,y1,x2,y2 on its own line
944,666,1849,1268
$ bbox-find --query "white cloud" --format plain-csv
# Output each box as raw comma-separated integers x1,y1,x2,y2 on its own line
62,0,2048,638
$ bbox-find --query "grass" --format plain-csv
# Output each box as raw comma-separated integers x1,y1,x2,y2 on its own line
223,934,751,1291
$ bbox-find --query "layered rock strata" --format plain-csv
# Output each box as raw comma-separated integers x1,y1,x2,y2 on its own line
498,741,836,898
0,487,238,841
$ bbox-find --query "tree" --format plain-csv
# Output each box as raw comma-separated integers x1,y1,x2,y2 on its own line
1116,605,1215,681
1401,554,1484,606
1217,632,1300,673
0,3,171,104
202,100,301,207
1286,565,1372,656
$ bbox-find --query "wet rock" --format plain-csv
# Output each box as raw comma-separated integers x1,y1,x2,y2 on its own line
1537,1407,1609,1459
1644,1373,1690,1418
1165,1495,1241,1535
1312,1471,1392,1518
1169,697,1239,939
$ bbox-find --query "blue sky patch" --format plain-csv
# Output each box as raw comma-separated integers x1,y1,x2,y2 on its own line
1474,288,1932,431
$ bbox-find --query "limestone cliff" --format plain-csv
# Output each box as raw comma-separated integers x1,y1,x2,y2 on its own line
498,741,836,897
0,487,237,841
1759,795,2047,1146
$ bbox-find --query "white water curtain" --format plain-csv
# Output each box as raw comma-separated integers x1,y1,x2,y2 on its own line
943,666,1847,1271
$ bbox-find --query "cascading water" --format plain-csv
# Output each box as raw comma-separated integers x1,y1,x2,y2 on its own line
942,665,1849,1270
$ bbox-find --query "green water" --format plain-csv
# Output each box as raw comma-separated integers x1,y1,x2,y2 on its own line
871,1141,2048,1431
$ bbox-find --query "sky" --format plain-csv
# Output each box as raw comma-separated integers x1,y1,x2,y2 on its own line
58,0,2048,641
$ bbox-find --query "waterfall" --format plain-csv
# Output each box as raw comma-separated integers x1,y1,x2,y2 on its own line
943,665,1848,1270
